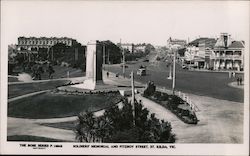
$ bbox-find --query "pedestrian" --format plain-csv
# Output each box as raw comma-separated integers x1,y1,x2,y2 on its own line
237,77,240,86
239,77,243,85
47,64,55,79
232,72,236,78
106,71,109,78
115,73,119,78
228,71,231,78
37,65,44,80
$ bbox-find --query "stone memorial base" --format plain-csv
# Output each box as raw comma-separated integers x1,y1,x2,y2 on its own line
71,79,114,91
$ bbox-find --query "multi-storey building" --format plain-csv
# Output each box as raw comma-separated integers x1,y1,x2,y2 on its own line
167,37,187,49
133,44,148,53
17,37,78,51
210,33,244,71
184,38,216,68
198,38,217,69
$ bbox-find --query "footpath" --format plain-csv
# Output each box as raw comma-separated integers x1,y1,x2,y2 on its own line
228,81,244,89
7,73,244,143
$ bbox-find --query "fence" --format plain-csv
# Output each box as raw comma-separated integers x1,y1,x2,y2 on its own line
157,87,200,112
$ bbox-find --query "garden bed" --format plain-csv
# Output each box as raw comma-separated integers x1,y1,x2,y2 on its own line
143,91,198,124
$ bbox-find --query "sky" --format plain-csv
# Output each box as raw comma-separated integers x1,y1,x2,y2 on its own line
1,1,249,46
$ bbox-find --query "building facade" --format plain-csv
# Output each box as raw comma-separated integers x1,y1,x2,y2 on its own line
184,33,245,71
17,37,78,51
210,33,244,71
184,38,216,68
198,38,217,69
167,37,187,49
134,44,146,53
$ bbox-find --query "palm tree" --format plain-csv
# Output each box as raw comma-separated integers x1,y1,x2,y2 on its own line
75,111,96,142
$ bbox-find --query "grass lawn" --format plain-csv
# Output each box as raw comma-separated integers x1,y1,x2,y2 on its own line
10,65,84,80
35,65,84,80
8,92,122,119
7,135,67,142
8,80,70,99
8,77,20,82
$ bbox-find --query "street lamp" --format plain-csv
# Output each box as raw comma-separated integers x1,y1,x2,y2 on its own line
100,42,107,70
103,44,106,70
131,71,135,126
172,48,176,94
167,64,172,80
122,49,125,78
119,39,126,78
167,51,172,80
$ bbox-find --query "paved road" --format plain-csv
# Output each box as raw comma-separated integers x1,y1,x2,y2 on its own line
136,94,243,143
105,60,244,102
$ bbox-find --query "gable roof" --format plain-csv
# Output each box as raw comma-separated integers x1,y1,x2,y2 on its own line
188,38,209,46
188,38,216,47
228,41,245,49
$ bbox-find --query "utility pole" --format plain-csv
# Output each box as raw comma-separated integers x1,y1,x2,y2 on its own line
120,39,125,78
172,48,176,94
131,71,135,126
103,44,105,70
28,52,31,62
123,49,125,78
108,50,110,64
47,47,50,61
168,63,172,79
51,47,54,61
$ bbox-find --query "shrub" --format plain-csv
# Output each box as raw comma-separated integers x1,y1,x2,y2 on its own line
143,91,198,124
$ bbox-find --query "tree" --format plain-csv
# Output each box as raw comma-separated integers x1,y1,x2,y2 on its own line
145,44,155,54
47,64,55,79
38,48,49,61
75,99,176,143
75,111,96,142
100,40,122,64
48,43,86,70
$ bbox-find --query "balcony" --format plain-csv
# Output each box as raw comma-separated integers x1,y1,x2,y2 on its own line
210,55,242,60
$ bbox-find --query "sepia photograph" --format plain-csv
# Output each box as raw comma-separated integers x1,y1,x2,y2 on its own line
0,0,249,155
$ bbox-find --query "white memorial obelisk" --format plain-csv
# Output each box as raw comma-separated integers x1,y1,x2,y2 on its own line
74,40,103,90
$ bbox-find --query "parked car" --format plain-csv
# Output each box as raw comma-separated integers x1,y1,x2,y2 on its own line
182,65,188,69
137,68,146,76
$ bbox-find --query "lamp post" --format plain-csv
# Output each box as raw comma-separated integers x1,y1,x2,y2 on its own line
103,44,106,70
122,49,125,78
120,39,126,78
131,71,135,126
172,48,176,94
100,42,108,70
167,62,172,80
